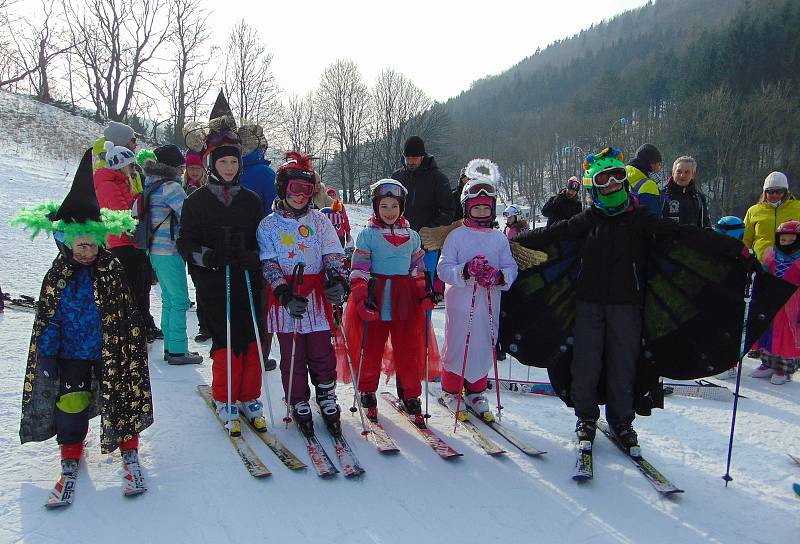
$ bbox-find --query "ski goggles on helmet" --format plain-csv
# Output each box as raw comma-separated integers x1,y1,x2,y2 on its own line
591,167,627,188
206,130,241,148
463,181,497,198
372,181,407,198
286,178,315,197
765,188,787,195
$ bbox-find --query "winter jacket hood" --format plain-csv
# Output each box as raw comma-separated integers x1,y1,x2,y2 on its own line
143,159,182,181
240,148,277,219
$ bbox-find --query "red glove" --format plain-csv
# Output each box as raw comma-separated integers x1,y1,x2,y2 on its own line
350,278,379,321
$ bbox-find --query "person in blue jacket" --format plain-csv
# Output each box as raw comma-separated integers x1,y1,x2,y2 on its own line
239,130,277,219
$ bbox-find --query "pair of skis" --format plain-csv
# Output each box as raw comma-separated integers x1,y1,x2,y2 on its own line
573,419,684,496
197,385,305,478
292,407,365,479
46,452,147,509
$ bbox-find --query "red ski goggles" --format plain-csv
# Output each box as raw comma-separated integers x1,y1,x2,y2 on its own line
591,167,627,188
287,178,315,197
206,130,241,148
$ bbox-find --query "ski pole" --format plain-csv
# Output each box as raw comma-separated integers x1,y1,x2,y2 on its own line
244,268,275,427
723,270,755,486
487,288,503,421
454,282,479,432
222,227,234,434
283,262,305,429
351,278,376,413
333,304,369,437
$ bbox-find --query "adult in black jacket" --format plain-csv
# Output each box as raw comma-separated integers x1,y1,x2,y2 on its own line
390,136,454,233
542,176,582,226
662,156,711,228
515,148,748,448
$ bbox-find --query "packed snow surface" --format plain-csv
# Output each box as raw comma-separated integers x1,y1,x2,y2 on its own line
0,92,798,543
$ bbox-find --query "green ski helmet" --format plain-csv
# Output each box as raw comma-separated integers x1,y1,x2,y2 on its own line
582,146,631,215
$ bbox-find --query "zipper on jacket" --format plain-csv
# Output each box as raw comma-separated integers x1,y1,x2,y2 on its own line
633,262,640,292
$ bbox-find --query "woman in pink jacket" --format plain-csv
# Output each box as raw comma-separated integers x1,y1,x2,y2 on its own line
93,142,161,342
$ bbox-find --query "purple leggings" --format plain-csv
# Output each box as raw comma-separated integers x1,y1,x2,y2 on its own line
277,330,336,405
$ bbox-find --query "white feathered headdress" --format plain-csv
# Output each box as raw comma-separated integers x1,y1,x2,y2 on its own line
464,158,501,185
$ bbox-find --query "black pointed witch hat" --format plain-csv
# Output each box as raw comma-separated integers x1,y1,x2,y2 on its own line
208,90,237,132
51,148,101,223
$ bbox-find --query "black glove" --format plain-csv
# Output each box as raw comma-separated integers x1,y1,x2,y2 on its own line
324,276,347,305
37,356,58,379
462,263,470,280
202,246,234,269
739,247,761,272
275,284,308,319
237,250,262,271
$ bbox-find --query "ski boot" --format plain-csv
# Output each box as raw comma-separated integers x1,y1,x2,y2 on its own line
240,399,268,432
166,351,203,365
402,397,426,428
146,326,164,344
121,449,147,497
264,358,277,372
575,418,597,442
361,392,378,422
315,381,342,436
465,392,495,423
194,329,211,343
214,400,241,436
770,371,790,385
441,391,468,421
292,401,314,437
611,423,640,456
751,363,775,379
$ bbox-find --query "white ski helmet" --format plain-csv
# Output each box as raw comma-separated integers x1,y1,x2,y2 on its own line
370,179,407,217
503,205,520,218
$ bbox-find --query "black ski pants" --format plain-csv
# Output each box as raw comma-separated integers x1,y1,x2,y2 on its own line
110,245,156,329
571,301,641,427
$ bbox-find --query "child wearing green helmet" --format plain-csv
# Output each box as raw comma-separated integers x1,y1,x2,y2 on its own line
515,146,756,451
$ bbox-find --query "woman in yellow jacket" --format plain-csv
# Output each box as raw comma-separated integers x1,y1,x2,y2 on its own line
743,172,800,261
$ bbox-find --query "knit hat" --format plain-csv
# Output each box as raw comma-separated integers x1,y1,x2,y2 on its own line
566,176,581,191
634,143,663,166
103,121,135,145
103,140,135,170
143,144,185,179
763,171,789,191
403,136,426,157
153,144,185,168
185,150,203,168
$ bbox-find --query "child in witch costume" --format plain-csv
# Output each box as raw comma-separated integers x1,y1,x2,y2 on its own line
176,92,266,435
515,147,758,448
343,179,441,426
256,152,348,437
752,220,800,385
14,149,153,501
438,160,518,422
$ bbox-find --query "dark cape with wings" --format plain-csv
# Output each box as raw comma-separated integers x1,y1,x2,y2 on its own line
499,218,797,416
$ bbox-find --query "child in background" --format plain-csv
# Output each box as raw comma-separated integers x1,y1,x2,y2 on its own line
752,220,800,385
503,205,528,240
323,187,352,248
183,150,207,195
438,160,518,422
344,179,439,427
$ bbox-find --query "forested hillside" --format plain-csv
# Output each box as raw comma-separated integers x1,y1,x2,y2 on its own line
432,0,799,217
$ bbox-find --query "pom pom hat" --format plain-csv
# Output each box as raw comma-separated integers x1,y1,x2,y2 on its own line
104,140,136,170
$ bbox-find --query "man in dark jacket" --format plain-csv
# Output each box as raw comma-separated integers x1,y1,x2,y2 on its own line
542,176,583,226
391,136,453,298
662,156,710,228
391,136,454,232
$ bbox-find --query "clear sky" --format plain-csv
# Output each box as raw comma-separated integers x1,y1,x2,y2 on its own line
12,0,650,103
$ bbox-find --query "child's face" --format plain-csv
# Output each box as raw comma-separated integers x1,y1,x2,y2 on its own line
71,235,99,265
215,156,240,182
505,215,516,225
378,198,400,225
186,165,204,181
779,233,797,246
470,204,492,219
